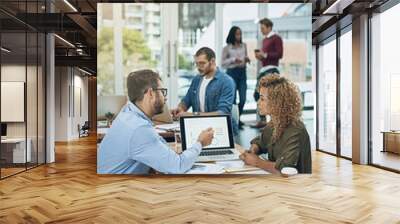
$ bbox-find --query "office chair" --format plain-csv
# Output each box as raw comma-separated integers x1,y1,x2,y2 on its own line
79,121,90,138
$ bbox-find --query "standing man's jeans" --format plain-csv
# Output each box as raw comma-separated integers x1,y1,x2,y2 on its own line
226,67,247,116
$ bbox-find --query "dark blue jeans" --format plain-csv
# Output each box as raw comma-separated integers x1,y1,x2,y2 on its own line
226,67,247,116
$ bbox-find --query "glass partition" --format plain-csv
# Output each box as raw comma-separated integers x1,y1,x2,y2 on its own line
1,30,28,177
0,1,46,179
317,37,337,155
339,29,352,158
371,4,400,171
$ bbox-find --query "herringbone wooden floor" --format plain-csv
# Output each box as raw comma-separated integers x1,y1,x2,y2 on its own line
1,135,400,223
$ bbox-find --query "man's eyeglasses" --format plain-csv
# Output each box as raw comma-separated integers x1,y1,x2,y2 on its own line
155,88,168,97
194,61,208,67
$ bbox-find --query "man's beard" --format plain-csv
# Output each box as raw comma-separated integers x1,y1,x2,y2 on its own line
153,95,164,115
198,65,210,76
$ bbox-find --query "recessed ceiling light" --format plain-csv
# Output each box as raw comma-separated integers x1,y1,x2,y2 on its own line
54,34,75,48
78,67,92,76
63,0,78,12
322,0,353,15
1,47,11,53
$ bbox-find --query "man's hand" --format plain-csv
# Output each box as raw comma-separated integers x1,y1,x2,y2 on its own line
244,56,250,64
255,51,266,60
170,108,180,117
197,128,214,147
239,152,260,167
171,107,184,120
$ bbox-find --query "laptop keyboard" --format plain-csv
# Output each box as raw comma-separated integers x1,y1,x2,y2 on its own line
200,150,234,156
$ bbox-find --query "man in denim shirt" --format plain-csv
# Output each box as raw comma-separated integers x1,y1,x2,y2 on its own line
171,47,237,134
98,70,214,174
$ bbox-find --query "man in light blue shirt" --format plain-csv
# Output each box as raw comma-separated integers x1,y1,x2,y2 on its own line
98,69,214,174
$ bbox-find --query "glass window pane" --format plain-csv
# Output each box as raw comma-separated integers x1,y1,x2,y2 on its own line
97,3,162,97
177,3,215,103
27,31,38,169
38,32,45,165
222,3,259,114
1,30,28,177
371,4,400,171
340,30,352,158
318,37,337,154
221,3,314,147
97,3,162,124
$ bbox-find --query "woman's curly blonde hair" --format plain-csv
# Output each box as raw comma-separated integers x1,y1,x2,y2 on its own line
259,74,302,143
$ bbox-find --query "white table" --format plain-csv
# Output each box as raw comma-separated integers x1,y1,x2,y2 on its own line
1,138,31,163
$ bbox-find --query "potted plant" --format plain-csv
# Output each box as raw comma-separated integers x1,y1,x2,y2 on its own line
105,112,115,127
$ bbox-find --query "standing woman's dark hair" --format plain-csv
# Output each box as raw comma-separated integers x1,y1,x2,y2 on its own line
226,26,242,45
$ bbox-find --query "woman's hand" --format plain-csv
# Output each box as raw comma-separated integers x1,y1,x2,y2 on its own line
234,58,243,64
239,152,261,167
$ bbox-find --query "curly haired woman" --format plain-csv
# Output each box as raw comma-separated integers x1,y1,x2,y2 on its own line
240,74,312,174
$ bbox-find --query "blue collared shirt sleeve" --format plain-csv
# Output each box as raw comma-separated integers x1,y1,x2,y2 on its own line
129,125,202,174
216,77,235,114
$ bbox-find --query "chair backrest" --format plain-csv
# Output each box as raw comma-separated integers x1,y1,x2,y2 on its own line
82,121,90,129
231,104,239,125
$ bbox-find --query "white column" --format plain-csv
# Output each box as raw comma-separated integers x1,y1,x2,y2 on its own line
215,3,224,68
352,14,369,164
113,3,124,95
46,33,55,163
312,45,317,150
161,3,179,107
257,4,269,72
54,67,75,141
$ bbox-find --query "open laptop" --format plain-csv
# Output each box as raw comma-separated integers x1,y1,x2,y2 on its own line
180,115,240,162
152,104,173,123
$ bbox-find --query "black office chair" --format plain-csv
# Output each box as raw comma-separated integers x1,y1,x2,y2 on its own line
78,121,90,138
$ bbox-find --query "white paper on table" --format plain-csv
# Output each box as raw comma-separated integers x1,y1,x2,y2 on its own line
155,122,180,131
216,160,269,174
236,169,270,174
216,160,246,169
185,163,225,174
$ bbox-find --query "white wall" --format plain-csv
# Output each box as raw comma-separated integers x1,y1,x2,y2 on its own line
72,73,89,138
1,65,28,137
55,67,89,141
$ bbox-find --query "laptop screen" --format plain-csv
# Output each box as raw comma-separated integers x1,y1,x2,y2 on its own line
180,115,234,150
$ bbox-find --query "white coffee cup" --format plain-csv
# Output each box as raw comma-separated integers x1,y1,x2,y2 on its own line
281,167,298,177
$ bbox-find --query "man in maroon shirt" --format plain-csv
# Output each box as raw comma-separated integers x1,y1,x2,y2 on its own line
252,18,283,129
255,18,283,66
